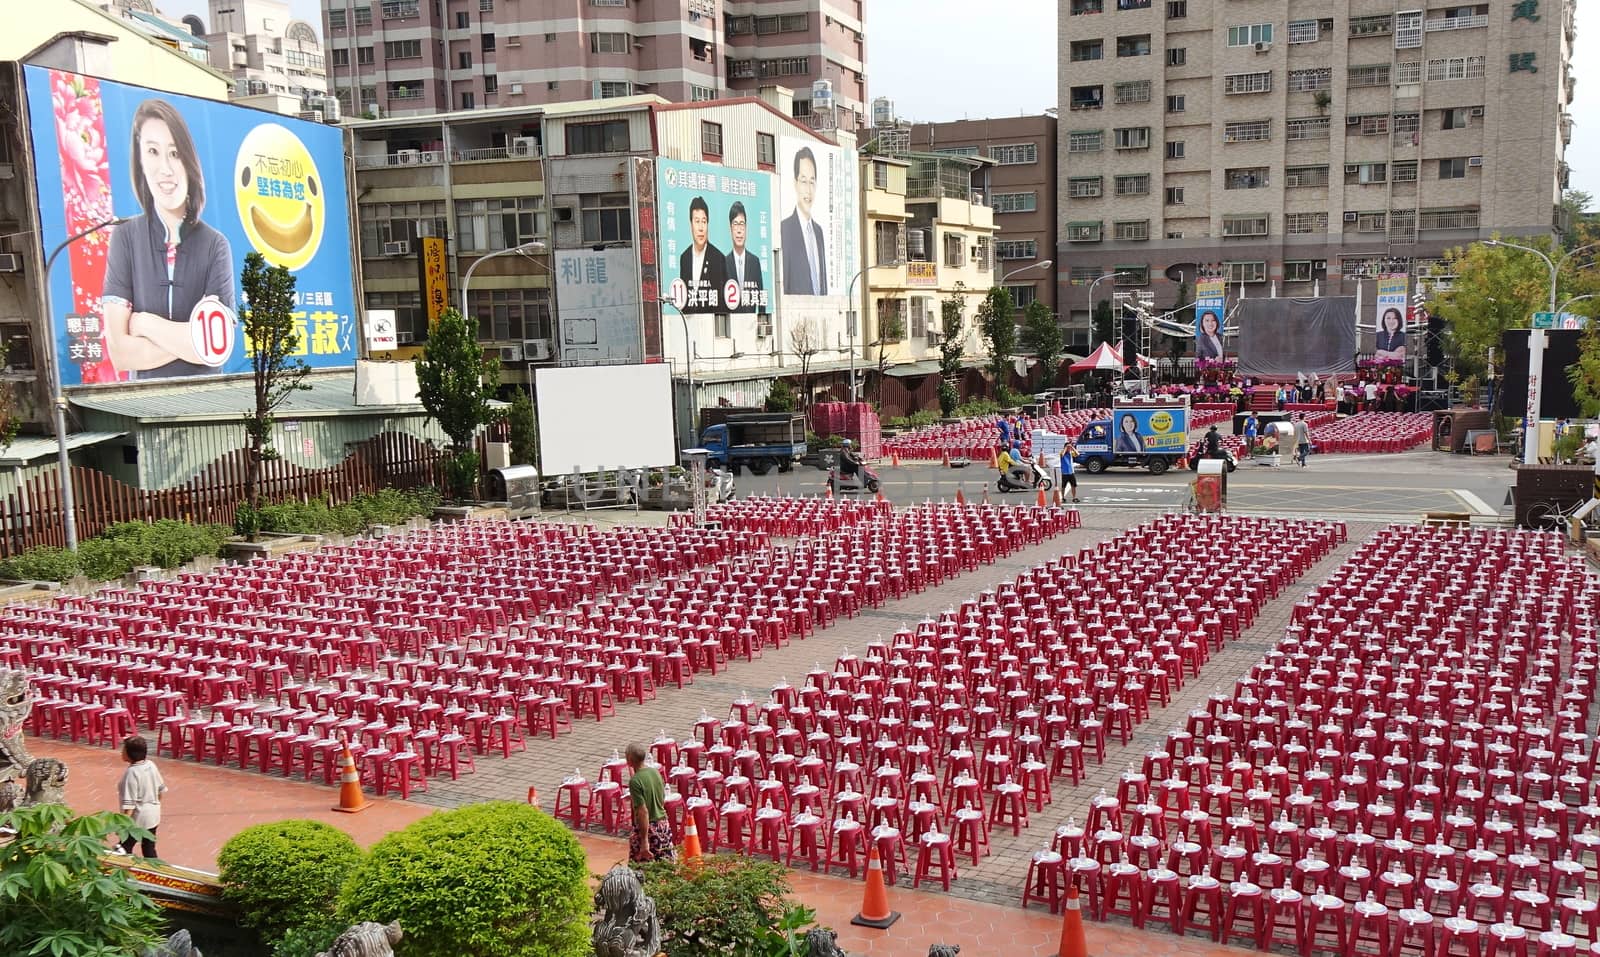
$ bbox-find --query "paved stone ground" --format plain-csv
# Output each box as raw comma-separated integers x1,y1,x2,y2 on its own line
412,505,1378,912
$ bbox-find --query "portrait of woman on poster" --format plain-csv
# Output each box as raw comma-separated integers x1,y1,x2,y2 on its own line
1195,308,1225,360
101,99,234,379
1114,412,1146,454
1375,307,1407,361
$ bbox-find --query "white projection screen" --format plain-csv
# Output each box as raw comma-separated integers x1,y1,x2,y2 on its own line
535,364,678,472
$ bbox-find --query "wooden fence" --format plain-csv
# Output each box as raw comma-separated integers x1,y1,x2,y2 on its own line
2,431,449,557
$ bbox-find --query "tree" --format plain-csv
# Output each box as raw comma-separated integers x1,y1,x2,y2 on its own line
506,388,537,466
873,307,905,407
1092,298,1115,345
415,306,500,499
977,286,1017,386
764,378,797,412
0,804,167,956
1019,300,1063,388
1561,189,1594,233
1436,235,1600,378
937,286,969,416
1569,323,1600,417
787,319,820,408
239,252,312,513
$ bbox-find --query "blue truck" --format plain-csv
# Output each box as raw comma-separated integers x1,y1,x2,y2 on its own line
698,411,807,475
1074,400,1191,475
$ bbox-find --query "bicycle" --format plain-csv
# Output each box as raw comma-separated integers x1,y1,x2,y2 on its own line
1526,498,1600,537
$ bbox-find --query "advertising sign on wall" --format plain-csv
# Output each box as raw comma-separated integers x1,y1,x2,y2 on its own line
1194,278,1226,361
556,248,643,364
655,158,773,315
24,67,357,386
630,156,663,360
419,236,450,327
906,262,937,287
1374,273,1408,361
776,136,858,300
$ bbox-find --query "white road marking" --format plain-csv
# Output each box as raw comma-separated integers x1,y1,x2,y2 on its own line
1453,489,1498,516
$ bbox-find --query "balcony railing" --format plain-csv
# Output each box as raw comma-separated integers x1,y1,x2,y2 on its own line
1419,210,1480,231
355,150,443,169
389,88,424,100
1425,14,1487,31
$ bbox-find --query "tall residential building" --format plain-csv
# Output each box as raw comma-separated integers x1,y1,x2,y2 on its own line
906,114,1058,325
203,0,329,103
1055,0,1576,341
322,0,866,130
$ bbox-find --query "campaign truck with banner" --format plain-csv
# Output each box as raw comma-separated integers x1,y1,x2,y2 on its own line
24,66,358,386
656,158,773,316
1073,398,1191,475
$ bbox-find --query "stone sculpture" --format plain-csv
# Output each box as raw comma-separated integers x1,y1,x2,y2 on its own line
590,865,661,957
804,928,849,957
0,668,36,782
928,946,961,957
314,921,403,957
146,929,201,957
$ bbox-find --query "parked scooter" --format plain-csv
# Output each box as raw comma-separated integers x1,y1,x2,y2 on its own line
997,458,1054,493
827,462,882,494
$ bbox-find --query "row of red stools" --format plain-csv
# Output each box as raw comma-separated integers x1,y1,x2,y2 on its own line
1312,413,1435,454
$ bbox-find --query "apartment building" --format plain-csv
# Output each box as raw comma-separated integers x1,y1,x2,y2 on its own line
1056,0,1575,339
322,0,866,131
860,150,996,414
203,0,329,104
907,115,1058,324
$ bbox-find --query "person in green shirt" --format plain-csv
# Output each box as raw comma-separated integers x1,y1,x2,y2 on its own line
626,743,674,863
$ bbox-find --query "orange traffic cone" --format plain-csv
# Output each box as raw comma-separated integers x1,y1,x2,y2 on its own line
331,741,369,813
850,845,901,929
1052,883,1088,957
527,785,540,805
891,449,900,467
941,449,952,467
682,818,703,862
875,487,886,503
1053,487,1063,507
988,447,999,469
1176,456,1189,471
955,488,966,506
1036,486,1048,507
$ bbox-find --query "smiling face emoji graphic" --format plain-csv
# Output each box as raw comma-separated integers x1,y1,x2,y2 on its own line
234,124,323,270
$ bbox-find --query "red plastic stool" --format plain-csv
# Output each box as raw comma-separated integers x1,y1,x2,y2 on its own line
1262,887,1308,953
1221,879,1264,948
914,827,958,891
1142,867,1183,933
1023,848,1066,914
1101,858,1145,927
1347,893,1392,957
1180,869,1224,940
554,771,590,828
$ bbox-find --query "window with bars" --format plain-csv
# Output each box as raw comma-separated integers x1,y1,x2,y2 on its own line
1225,167,1270,189
1393,113,1420,133
1225,72,1273,95
1286,165,1330,187
1113,267,1147,285
1418,208,1479,230
1395,61,1423,83
1068,131,1103,154
874,222,903,265
1356,115,1391,135
1069,266,1100,284
1115,174,1150,196
996,240,1038,260
909,297,930,342
1348,64,1391,87
1222,215,1269,237
1392,161,1419,182
992,143,1039,164
1427,57,1485,81
1068,177,1103,198
1287,19,1321,44
1067,222,1103,242
1356,212,1388,232
1286,117,1330,141
1114,127,1151,150
1115,81,1152,104
1285,213,1328,234
1289,69,1332,92
1349,15,1392,36
992,192,1038,213
1113,221,1150,242
1224,120,1271,143
1394,10,1423,48
1224,261,1267,283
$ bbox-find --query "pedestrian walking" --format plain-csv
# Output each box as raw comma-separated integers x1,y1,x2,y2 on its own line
625,743,674,863
116,735,166,858
1059,443,1080,503
1292,414,1312,468
1243,413,1259,456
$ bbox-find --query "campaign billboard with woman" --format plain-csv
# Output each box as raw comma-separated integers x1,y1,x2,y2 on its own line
24,67,356,385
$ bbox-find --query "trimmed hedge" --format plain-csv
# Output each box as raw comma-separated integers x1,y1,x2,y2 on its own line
217,820,363,945
336,802,589,957
258,488,441,537
0,519,229,584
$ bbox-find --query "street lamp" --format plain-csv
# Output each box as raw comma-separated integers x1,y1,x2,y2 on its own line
1000,259,1053,284
459,240,546,316
1483,239,1599,463
1558,294,1598,318
844,259,905,403
1086,272,1129,344
43,215,130,550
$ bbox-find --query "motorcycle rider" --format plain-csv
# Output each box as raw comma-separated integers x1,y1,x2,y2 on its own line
839,439,863,481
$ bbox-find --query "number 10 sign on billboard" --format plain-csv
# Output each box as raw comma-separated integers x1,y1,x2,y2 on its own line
24,66,359,386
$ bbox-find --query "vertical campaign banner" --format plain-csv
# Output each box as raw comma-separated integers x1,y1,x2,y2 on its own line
556,248,643,364
776,136,858,301
24,66,357,385
1374,273,1408,361
1194,278,1226,360
655,158,773,316
419,236,450,327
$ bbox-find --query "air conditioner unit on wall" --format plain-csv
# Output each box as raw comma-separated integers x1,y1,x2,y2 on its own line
396,149,421,164
1469,107,1485,117
419,150,439,163
1344,212,1359,222
499,345,522,362
1468,156,1484,167
511,136,540,155
1255,41,1271,53
0,253,18,272
523,338,552,361
383,240,411,255
554,207,575,223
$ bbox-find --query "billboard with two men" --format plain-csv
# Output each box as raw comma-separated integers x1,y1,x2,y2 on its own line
23,66,357,386
656,158,773,315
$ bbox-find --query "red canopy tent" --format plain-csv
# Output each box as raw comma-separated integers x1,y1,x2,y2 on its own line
1069,342,1124,374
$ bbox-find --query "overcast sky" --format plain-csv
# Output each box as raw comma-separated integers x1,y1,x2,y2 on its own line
163,0,1600,197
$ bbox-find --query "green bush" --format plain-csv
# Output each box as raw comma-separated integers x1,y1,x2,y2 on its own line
938,380,959,417
953,397,1001,418
219,820,364,945
100,519,229,568
0,545,80,583
886,410,939,431
641,855,825,957
442,451,480,502
269,921,346,957
997,386,1031,408
75,536,145,582
337,802,589,957
258,489,440,536
764,379,797,413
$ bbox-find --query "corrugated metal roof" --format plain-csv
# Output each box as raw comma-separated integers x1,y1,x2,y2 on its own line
69,372,425,423
0,431,126,467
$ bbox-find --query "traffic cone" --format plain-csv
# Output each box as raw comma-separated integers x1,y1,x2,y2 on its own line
988,447,999,469
875,487,886,503
1053,487,1062,507
331,741,369,813
1051,883,1088,957
941,448,951,468
681,818,703,862
982,486,990,504
891,449,900,467
527,785,540,805
850,845,901,929
1176,456,1188,471
1036,486,1048,507
955,488,966,506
